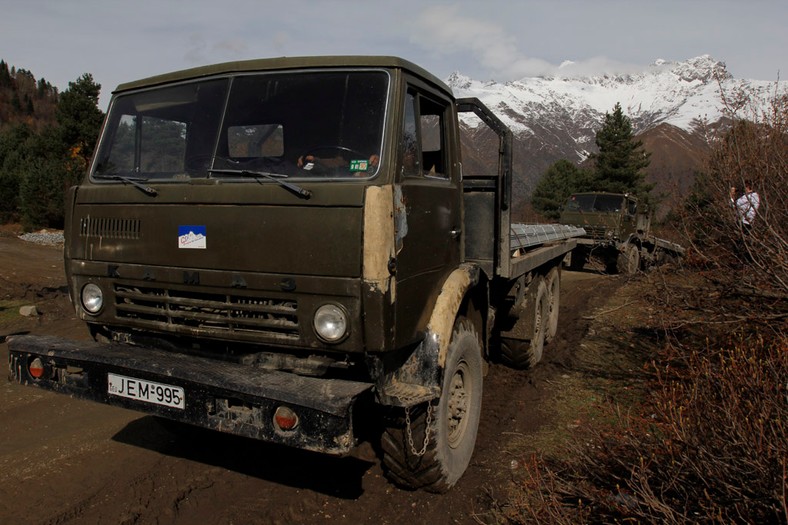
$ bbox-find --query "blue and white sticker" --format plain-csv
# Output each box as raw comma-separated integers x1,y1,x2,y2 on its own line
178,225,207,249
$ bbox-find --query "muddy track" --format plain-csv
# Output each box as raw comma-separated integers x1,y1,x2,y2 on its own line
0,237,622,524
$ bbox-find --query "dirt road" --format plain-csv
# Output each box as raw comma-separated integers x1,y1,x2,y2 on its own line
0,235,621,524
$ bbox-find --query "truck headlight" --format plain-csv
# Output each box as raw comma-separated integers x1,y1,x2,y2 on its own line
81,283,104,314
313,304,348,343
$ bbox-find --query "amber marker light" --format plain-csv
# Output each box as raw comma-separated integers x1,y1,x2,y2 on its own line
29,358,45,379
273,406,299,431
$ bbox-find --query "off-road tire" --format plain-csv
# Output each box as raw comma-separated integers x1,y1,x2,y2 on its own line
500,276,548,369
380,317,483,493
616,243,640,274
657,250,676,266
569,247,586,271
544,267,560,344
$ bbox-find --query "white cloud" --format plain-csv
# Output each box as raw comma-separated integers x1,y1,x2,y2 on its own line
411,6,536,77
411,5,649,81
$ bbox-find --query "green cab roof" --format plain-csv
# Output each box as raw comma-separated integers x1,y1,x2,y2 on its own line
114,55,450,96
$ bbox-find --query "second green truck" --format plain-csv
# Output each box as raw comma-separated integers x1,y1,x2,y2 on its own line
559,192,684,274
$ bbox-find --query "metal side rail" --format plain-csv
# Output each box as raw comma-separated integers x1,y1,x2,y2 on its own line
8,334,372,454
510,224,586,251
653,236,686,255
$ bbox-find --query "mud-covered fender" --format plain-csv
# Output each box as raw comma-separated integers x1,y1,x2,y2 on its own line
427,264,480,368
622,233,643,250
377,263,480,407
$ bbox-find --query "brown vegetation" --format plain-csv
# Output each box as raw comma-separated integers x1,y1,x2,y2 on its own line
0,60,59,132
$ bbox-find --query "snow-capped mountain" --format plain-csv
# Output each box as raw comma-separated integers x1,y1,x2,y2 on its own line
447,55,784,212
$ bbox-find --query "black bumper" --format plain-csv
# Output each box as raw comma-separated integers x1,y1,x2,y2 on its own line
8,335,372,455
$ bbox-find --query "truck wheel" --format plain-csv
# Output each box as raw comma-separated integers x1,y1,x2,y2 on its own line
544,267,560,344
616,244,640,274
657,250,676,266
569,247,585,271
500,276,548,369
380,317,483,493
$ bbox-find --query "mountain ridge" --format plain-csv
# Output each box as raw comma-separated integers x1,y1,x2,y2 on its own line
448,55,786,217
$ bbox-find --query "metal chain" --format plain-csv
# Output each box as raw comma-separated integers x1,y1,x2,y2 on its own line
404,402,433,456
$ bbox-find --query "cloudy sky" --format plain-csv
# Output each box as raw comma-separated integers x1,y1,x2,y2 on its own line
2,0,786,108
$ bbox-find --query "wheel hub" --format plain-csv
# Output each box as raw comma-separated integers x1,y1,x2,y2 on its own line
447,362,470,448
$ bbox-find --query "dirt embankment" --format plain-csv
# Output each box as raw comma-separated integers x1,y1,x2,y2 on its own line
0,235,627,524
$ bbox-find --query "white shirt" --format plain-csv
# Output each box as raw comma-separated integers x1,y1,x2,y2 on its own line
733,191,760,225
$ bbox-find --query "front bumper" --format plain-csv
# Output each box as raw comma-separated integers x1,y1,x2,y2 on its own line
8,335,372,455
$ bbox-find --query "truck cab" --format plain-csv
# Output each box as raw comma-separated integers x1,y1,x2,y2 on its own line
560,192,647,241
73,56,462,361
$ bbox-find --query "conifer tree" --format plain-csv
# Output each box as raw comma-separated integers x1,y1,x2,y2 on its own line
591,102,652,197
56,73,104,167
11,92,22,112
531,159,595,219
0,60,11,88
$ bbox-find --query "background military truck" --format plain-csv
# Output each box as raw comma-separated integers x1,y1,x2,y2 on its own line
8,56,583,493
559,192,684,274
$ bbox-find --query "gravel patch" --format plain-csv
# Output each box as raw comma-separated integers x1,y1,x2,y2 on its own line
19,230,65,246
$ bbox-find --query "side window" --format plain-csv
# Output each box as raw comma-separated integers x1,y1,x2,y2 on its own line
401,88,449,179
402,93,420,177
628,199,637,215
419,97,447,178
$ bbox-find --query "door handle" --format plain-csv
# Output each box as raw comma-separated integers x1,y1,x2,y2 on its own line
450,228,462,239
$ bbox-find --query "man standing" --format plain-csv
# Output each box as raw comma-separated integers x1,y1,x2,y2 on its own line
730,180,760,231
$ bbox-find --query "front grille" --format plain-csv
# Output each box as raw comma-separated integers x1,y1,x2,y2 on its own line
80,217,141,239
113,284,299,340
584,225,608,239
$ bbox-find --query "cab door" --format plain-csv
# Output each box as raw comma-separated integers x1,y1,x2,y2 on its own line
393,83,462,347
622,196,639,239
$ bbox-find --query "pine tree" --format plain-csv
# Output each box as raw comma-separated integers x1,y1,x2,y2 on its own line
531,159,596,219
56,73,104,168
24,94,34,115
11,92,22,113
0,124,34,222
591,102,652,198
37,78,50,98
0,60,11,88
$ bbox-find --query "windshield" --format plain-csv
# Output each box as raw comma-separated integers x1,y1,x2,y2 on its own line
565,194,624,213
92,70,389,182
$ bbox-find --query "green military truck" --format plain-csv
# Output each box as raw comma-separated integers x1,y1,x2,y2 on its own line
559,192,684,274
8,56,583,492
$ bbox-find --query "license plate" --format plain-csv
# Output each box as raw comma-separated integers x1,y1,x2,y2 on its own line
107,373,185,409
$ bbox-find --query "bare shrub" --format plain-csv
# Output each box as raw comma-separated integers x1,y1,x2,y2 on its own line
496,84,787,524
682,84,787,296
653,337,787,522
495,333,786,524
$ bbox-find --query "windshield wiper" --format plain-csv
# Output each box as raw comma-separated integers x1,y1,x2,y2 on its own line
93,174,158,196
208,169,311,199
